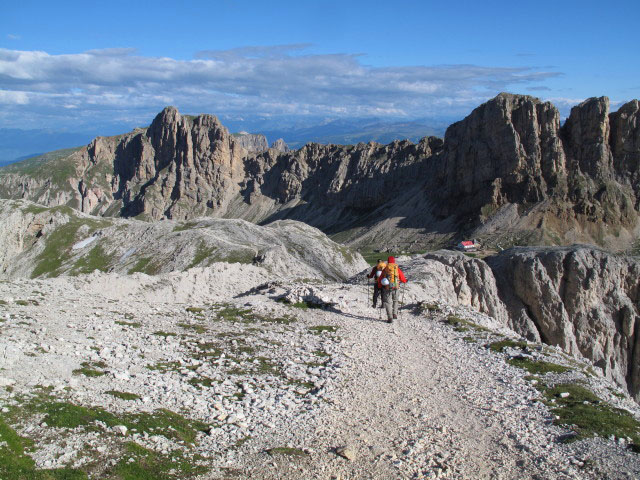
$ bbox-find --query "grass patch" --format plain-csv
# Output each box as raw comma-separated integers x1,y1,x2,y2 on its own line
419,302,441,314
261,314,296,325
228,357,281,376
507,357,570,375
213,304,295,325
172,221,199,232
153,331,177,338
308,325,338,334
215,305,253,322
127,257,160,275
113,441,209,479
73,361,107,377
0,415,88,479
105,390,141,401
39,401,207,444
489,339,529,353
185,307,204,314
220,250,255,264
233,436,251,448
31,217,110,278
255,357,281,375
608,387,626,400
15,299,39,306
187,242,216,269
287,379,315,391
359,251,402,266
115,320,142,328
445,315,488,333
190,343,223,361
71,244,114,275
290,300,326,310
177,322,207,334
188,376,220,389
541,383,640,445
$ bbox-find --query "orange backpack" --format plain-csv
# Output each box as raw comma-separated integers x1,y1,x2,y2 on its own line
385,263,399,289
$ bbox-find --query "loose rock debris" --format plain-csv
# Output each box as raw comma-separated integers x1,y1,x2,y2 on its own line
0,269,639,479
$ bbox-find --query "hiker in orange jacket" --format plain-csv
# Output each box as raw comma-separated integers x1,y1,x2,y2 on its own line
380,256,407,323
366,259,387,308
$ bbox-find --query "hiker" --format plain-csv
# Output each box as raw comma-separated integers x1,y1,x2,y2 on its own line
366,259,387,308
380,256,407,323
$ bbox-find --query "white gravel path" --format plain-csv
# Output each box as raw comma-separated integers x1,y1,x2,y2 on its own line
1,270,639,479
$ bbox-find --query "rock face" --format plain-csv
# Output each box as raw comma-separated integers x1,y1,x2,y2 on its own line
486,246,640,401
1,94,639,250
436,93,567,218
239,137,442,230
435,94,639,243
401,246,640,402
403,250,509,324
232,132,269,153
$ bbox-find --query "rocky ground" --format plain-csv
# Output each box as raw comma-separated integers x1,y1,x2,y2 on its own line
1,264,640,479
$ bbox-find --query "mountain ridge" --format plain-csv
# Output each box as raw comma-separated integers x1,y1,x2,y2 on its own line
1,93,639,251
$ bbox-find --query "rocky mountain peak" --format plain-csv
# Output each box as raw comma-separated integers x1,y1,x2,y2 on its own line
149,105,181,130
270,138,290,152
436,92,565,218
562,96,613,179
2,94,640,250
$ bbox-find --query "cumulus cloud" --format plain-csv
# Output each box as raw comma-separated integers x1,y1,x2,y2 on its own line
0,45,562,129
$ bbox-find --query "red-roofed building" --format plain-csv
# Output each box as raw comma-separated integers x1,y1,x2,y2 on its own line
456,240,477,252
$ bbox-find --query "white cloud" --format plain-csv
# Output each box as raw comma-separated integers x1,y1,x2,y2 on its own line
0,45,562,129
0,90,28,105
6,34,21,40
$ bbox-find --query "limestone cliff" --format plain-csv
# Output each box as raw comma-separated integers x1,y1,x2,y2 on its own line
1,94,639,250
414,247,640,403
486,246,640,401
436,93,567,218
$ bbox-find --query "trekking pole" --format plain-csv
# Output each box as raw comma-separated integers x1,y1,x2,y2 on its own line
366,276,370,308
399,282,406,320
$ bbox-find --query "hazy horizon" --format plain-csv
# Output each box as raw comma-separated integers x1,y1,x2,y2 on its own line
2,0,638,160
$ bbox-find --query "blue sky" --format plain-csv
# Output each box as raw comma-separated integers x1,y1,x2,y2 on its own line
1,0,639,134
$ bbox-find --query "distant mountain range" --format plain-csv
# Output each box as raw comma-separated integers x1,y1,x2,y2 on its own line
0,118,448,166
258,118,448,148
0,128,106,166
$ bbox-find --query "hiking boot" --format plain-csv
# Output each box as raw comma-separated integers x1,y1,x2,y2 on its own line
393,314,397,319
372,303,377,308
387,319,393,323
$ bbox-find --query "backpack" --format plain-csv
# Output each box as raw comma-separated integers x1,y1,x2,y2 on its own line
375,261,387,277
385,263,399,289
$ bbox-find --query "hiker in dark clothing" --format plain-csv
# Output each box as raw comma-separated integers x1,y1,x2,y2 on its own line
367,259,387,308
380,256,407,323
